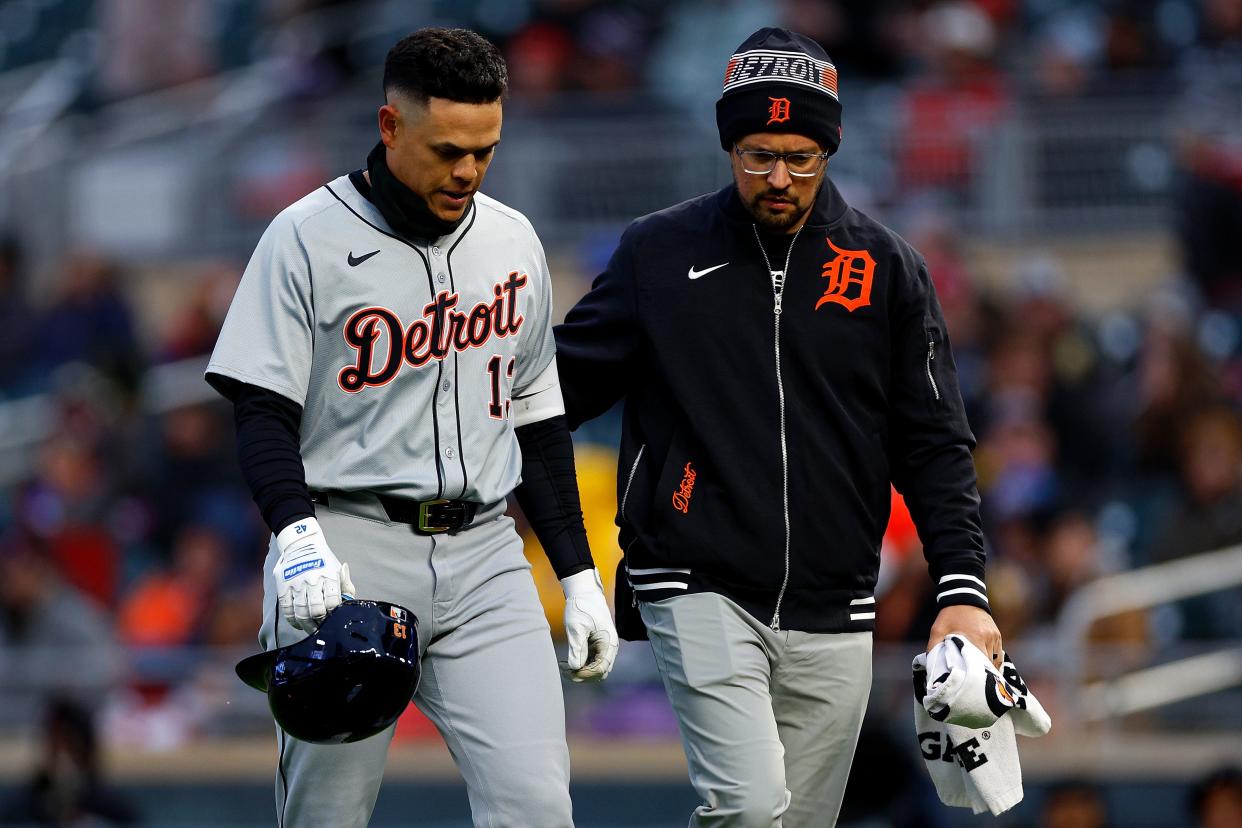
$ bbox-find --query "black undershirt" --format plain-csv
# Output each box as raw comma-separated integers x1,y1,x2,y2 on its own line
208,375,314,535
757,230,796,274
512,415,594,580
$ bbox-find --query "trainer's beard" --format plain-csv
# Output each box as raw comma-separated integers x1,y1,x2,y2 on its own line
749,201,803,232
743,175,825,233
744,190,813,233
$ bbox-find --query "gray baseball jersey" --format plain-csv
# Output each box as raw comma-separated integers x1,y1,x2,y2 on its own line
207,173,563,503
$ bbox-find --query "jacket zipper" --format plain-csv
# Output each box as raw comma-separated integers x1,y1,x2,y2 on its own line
620,446,645,608
926,340,941,401
752,224,803,631
620,443,645,521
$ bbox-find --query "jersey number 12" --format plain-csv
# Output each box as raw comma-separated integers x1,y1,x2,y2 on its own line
487,355,516,419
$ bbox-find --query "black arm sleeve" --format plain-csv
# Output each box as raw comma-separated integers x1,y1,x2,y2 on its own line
209,374,314,536
513,415,595,580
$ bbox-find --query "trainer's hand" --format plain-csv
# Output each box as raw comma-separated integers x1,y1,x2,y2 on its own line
272,517,356,633
927,604,1003,668
559,568,619,683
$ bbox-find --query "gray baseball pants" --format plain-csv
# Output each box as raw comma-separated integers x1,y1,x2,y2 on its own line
258,494,574,828
640,592,872,828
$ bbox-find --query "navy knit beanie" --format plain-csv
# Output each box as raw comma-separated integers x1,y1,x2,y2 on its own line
715,28,842,155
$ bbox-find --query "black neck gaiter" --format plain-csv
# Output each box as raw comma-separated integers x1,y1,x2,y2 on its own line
364,142,468,242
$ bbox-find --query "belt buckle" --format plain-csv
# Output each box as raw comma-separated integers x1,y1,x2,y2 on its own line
417,499,454,533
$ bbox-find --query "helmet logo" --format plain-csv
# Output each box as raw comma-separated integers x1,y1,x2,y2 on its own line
767,97,791,125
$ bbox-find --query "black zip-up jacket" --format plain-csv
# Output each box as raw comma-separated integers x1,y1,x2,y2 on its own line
554,181,989,635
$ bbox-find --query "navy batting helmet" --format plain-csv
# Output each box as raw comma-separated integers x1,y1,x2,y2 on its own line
236,600,420,744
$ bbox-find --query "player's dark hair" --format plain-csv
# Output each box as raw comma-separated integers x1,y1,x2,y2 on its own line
383,28,507,105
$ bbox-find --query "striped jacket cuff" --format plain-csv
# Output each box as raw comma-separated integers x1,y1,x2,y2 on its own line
934,572,989,612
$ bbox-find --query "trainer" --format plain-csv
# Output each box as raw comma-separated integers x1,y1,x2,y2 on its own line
555,27,1002,828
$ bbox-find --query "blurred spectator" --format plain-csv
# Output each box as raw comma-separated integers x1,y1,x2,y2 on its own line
96,0,214,101
976,393,1061,532
1038,780,1112,828
897,1,1013,199
17,431,122,608
0,697,140,826
996,258,1128,492
780,0,914,82
199,576,263,648
481,0,656,105
1150,403,1242,638
0,534,121,732
1173,0,1242,310
1040,511,1104,621
265,0,366,99
111,524,251,739
1132,314,1223,479
571,5,649,96
137,402,254,558
1030,7,1104,99
1042,511,1146,658
1151,403,1242,560
1031,4,1170,100
35,254,143,395
1189,766,1242,828
116,524,230,648
157,265,239,363
506,22,577,106
0,234,35,395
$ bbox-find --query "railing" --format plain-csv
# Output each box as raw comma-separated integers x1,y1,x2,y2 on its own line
1056,543,1242,724
0,57,86,178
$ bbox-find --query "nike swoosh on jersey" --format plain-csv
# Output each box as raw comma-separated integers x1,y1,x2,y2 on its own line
688,262,728,280
348,250,381,267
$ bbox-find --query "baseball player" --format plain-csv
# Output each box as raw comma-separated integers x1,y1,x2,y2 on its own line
205,28,617,828
555,28,1003,828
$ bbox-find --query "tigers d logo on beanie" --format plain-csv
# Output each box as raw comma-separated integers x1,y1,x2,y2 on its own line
715,28,843,155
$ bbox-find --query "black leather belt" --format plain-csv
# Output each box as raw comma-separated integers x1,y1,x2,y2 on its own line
310,491,479,534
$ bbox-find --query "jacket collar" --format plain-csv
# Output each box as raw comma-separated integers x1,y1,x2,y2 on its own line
717,175,849,230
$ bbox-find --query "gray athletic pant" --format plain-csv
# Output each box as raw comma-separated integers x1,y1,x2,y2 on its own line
258,495,574,828
640,592,872,828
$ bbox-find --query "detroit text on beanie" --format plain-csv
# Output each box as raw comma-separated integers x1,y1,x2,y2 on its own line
715,27,843,155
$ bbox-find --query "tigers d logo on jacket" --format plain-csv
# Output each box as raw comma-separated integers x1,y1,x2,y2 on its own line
816,237,874,313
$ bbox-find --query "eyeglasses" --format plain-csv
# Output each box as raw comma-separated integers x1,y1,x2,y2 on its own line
733,147,829,177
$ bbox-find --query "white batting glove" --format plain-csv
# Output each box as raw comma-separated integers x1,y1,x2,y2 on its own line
272,516,356,633
559,568,619,683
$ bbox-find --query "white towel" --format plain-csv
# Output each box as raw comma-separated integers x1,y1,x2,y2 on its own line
912,635,1051,816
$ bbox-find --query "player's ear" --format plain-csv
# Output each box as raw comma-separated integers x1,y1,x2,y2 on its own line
378,103,400,148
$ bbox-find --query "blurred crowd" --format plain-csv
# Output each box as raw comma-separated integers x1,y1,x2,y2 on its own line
0,0,1240,799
